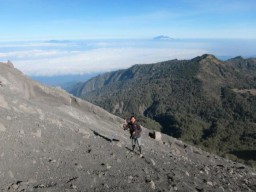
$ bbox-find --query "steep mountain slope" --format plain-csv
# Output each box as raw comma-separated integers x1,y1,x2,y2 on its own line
71,54,256,165
1,62,256,191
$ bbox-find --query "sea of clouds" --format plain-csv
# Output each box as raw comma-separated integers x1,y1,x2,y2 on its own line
0,39,255,76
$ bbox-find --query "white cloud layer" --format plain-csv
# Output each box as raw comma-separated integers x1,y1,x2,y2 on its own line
0,50,62,58
11,47,206,76
1,39,255,76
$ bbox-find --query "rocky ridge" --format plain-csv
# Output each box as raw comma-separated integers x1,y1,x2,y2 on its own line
0,61,255,191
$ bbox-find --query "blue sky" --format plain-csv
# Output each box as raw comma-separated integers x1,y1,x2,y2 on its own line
0,0,256,77
0,0,256,40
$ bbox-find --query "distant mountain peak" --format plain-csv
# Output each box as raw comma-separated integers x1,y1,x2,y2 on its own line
192,54,221,64
227,56,245,61
153,35,174,40
233,56,244,60
200,54,216,59
46,40,71,43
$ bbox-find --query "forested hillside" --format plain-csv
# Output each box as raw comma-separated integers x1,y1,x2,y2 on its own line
71,54,256,166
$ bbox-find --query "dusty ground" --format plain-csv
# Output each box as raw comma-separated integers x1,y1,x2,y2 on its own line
0,62,255,192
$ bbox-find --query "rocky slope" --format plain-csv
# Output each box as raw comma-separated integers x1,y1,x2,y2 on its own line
0,61,255,191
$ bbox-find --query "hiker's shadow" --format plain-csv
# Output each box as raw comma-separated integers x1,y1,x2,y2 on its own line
125,146,134,152
125,146,141,155
91,129,119,143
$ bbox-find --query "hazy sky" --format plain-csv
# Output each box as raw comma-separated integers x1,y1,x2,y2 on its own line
0,0,255,41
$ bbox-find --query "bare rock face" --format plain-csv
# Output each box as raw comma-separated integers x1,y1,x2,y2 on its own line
0,62,255,191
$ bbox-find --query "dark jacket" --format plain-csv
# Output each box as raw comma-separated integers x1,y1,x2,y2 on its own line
127,122,142,138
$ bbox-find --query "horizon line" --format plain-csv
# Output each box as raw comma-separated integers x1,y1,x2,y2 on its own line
1,37,256,43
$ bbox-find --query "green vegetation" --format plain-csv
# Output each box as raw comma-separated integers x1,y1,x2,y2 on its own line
71,54,256,167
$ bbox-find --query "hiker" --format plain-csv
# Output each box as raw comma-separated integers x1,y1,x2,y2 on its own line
123,115,143,157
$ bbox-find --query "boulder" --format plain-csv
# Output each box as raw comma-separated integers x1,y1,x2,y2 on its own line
149,131,162,141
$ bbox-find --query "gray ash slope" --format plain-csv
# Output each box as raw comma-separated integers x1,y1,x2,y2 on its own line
0,61,255,192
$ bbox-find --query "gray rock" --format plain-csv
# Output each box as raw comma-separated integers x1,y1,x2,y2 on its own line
149,180,156,190
150,158,156,166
